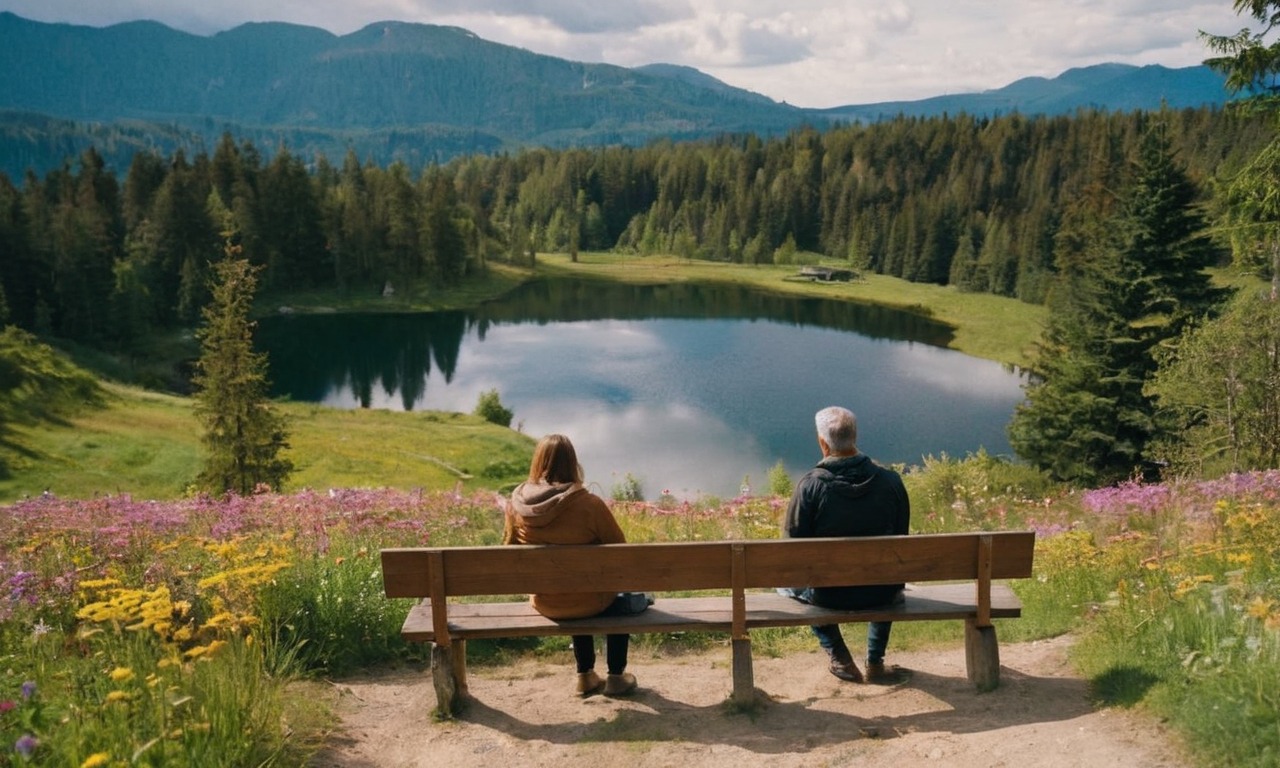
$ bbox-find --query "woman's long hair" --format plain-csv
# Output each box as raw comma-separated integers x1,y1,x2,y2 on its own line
527,433,584,484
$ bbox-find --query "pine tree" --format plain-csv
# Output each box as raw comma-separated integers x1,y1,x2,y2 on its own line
192,236,292,496
1009,124,1224,483
1124,119,1224,349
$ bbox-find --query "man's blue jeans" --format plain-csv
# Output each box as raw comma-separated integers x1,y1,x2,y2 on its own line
778,587,896,664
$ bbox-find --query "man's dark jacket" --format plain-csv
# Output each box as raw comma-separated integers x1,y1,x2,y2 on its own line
782,453,910,609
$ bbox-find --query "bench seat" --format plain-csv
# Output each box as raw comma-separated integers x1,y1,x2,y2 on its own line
400,583,1022,641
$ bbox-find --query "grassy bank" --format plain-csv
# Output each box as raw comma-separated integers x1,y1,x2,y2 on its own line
529,253,1048,367
0,382,533,503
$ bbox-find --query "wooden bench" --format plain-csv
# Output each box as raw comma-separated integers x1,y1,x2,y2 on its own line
381,531,1036,716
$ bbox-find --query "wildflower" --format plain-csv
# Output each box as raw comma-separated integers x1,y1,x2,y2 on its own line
0,699,15,713
31,620,51,637
108,667,134,682
1246,597,1274,621
15,734,37,758
105,690,131,703
183,639,227,659
81,753,110,768
20,681,35,699
78,578,121,591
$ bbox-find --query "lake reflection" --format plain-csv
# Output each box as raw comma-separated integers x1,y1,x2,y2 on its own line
258,280,1026,499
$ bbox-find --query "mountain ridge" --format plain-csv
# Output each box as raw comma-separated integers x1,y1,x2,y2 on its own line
0,12,1232,178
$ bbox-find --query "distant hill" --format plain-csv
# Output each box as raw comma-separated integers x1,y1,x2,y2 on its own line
817,62,1231,123
0,12,1234,178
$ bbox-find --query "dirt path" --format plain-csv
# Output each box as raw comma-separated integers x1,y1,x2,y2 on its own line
311,634,1190,768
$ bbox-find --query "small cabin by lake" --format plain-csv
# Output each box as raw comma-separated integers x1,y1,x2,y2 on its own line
797,266,856,282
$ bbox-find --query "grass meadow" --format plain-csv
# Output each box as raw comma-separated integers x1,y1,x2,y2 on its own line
2,456,1278,766
3,258,1277,765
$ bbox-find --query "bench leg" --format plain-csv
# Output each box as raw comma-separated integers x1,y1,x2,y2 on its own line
731,637,755,706
431,643,461,717
453,639,468,696
964,619,1000,692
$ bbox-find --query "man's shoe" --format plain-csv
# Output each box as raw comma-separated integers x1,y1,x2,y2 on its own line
576,670,604,696
603,672,637,696
865,662,910,686
828,657,863,683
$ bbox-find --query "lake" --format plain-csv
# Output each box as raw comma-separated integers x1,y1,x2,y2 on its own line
257,279,1027,499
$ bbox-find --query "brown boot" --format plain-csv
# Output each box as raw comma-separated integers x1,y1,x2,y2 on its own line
576,670,604,696
865,662,910,685
603,672,637,696
828,655,864,683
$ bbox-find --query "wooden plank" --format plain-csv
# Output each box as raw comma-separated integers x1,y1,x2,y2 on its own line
381,532,1035,599
399,584,1022,642
976,535,993,627
381,548,433,598
730,542,746,639
739,532,1035,588
428,551,450,648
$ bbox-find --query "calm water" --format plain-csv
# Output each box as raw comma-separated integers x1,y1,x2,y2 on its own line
258,280,1026,499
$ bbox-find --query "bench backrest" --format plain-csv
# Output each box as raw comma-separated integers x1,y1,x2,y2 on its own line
382,531,1034,597
382,532,1034,645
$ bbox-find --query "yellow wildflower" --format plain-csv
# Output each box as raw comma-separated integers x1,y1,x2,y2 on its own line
105,690,131,703
78,578,121,591
1172,575,1214,599
183,639,227,660
108,667,134,682
81,753,111,768
202,611,240,630
1247,597,1275,621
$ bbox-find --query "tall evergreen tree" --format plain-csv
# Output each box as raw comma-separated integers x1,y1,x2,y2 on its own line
1008,198,1150,484
1124,119,1225,348
192,237,292,496
1010,122,1223,483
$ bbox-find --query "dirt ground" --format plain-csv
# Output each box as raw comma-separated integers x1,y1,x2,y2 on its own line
310,634,1191,768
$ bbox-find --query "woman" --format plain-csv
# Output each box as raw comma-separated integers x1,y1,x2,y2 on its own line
504,434,638,697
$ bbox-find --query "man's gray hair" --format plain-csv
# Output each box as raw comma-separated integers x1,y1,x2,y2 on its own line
815,406,858,452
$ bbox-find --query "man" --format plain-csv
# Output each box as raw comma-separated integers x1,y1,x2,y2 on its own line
780,405,910,684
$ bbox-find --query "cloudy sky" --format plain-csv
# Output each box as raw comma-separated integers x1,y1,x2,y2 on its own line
0,1,1254,108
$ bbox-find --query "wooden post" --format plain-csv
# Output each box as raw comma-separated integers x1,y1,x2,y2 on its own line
426,551,463,716
975,534,993,628
432,644,460,716
964,618,1000,691
731,637,754,706
453,639,469,696
729,542,755,706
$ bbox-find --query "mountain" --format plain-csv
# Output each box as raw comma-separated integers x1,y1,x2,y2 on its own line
0,12,803,141
0,12,1235,178
817,62,1230,123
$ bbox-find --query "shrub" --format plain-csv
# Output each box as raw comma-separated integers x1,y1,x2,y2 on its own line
767,461,793,497
611,473,644,501
473,389,513,427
